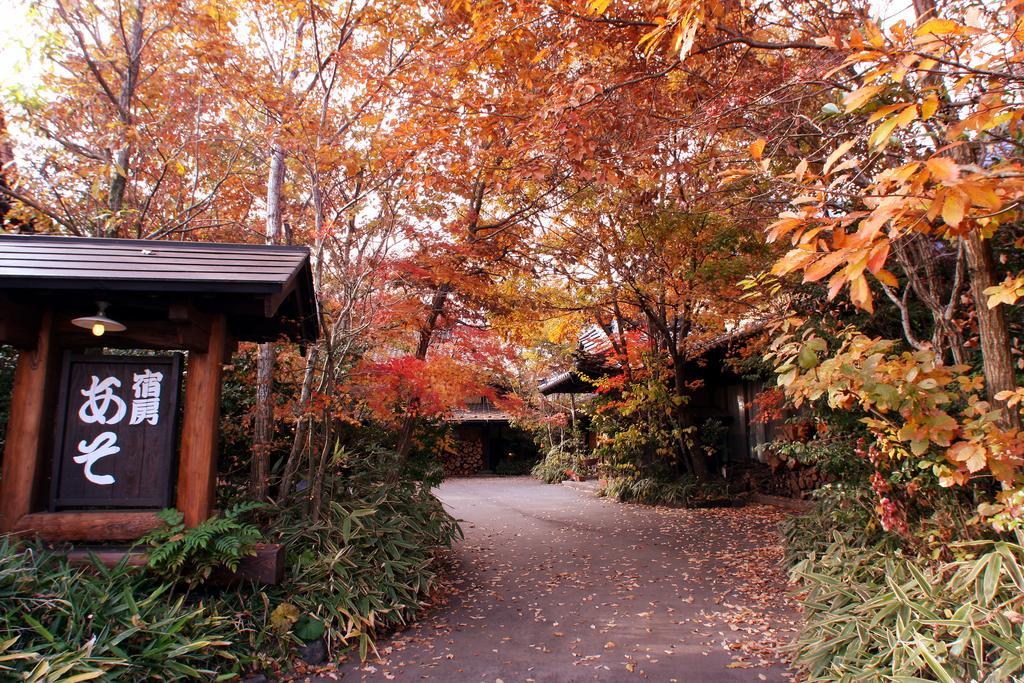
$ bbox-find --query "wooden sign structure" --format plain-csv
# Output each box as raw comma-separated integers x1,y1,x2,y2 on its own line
51,353,183,510
0,235,318,548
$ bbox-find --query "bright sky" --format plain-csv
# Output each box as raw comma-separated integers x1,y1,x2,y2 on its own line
0,0,44,98
0,0,920,109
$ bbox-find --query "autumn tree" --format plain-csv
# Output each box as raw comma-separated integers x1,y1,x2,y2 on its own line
726,0,1024,528
3,0,251,238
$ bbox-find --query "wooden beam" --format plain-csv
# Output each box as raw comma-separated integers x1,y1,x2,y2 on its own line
211,544,286,584
13,511,163,541
176,314,227,527
65,548,149,567
168,300,212,335
64,543,285,584
0,310,58,533
0,294,42,348
54,318,209,352
223,335,239,364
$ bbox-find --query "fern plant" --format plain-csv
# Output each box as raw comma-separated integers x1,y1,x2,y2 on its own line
141,502,264,587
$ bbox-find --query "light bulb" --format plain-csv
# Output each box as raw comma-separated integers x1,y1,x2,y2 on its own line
91,322,105,337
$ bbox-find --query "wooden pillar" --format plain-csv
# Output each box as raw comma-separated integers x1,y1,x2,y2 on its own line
0,310,58,533
176,314,227,527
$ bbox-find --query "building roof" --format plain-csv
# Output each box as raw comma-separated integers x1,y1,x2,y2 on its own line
538,370,600,396
538,317,777,395
448,407,513,424
0,234,318,342
447,397,513,424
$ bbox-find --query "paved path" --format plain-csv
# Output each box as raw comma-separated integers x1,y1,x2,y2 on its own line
316,476,797,682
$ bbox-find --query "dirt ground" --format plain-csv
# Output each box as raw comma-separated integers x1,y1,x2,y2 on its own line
304,476,799,682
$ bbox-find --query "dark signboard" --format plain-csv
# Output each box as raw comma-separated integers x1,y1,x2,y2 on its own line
51,353,183,509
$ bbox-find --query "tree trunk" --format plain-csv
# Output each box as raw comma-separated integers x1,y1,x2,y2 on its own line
964,232,1020,427
309,427,333,523
308,414,332,522
671,357,707,481
251,141,286,499
278,345,318,502
107,0,145,234
395,283,451,461
906,0,1019,425
279,170,325,503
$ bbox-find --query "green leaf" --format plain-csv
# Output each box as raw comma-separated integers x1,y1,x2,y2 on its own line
912,635,956,683
20,614,54,643
982,553,1003,605
293,615,326,642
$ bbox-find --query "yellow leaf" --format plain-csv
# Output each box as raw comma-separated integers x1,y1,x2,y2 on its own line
864,21,885,48
676,15,699,60
843,84,883,112
963,183,1001,210
948,441,987,473
61,674,106,683
921,94,939,120
875,269,898,286
791,194,819,205
749,138,766,161
868,102,911,124
915,18,960,38
830,158,860,176
772,248,813,276
926,157,960,183
942,192,966,228
270,603,300,632
893,104,918,128
827,271,846,300
866,241,891,274
803,250,848,283
850,275,874,312
868,116,900,149
823,140,855,175
984,276,1024,308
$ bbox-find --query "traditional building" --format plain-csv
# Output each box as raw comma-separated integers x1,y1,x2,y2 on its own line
444,394,538,475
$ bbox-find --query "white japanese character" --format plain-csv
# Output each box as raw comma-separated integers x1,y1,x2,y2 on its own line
132,370,163,399
74,431,119,485
129,397,160,425
78,376,126,425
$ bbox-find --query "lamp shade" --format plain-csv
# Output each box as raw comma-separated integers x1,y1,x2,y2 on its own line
71,302,126,336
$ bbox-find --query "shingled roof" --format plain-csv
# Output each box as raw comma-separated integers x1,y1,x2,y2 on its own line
0,234,318,342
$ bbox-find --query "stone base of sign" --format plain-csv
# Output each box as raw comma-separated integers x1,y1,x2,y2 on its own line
63,542,286,585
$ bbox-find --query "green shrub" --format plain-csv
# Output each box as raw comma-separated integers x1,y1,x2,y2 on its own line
259,449,462,661
599,475,726,507
532,446,572,483
0,446,462,678
141,502,264,588
781,483,884,566
531,441,591,483
790,534,1024,681
0,538,243,681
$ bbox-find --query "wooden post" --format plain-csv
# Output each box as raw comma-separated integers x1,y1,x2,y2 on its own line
0,309,58,533
176,314,227,527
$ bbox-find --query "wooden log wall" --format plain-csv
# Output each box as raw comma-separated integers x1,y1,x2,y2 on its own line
443,436,484,476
